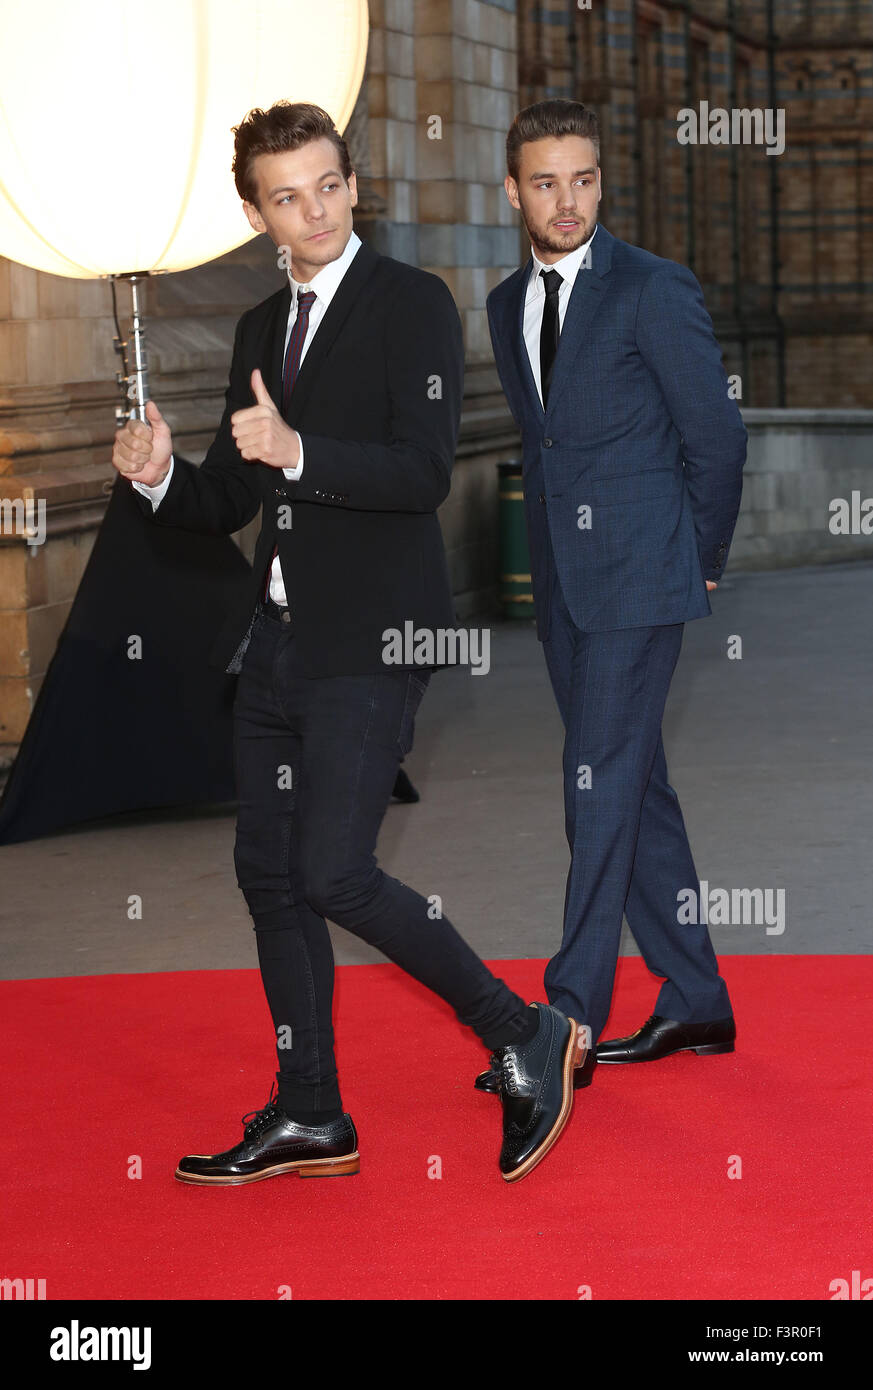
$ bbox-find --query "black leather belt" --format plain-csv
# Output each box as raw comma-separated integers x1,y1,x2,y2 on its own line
262,596,291,625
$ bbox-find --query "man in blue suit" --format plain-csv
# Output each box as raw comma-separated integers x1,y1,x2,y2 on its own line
479,99,746,1090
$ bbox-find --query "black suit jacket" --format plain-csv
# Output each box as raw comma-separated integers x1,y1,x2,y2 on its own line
131,237,463,676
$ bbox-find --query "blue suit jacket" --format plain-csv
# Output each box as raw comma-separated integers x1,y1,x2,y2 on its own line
486,223,747,637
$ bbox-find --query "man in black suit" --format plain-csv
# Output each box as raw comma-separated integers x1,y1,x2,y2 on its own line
111,102,586,1184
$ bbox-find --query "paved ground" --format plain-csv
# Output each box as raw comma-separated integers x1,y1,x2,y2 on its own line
1,562,870,980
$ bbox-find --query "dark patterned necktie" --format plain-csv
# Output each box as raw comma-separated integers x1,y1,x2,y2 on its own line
282,288,317,414
539,267,563,408
263,287,318,600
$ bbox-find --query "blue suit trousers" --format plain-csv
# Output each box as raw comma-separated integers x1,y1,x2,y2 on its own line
540,563,732,1040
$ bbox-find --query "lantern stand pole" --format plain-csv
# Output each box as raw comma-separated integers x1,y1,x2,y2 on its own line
106,270,165,427
126,274,150,423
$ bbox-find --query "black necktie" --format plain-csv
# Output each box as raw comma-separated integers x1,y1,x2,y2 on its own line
281,288,317,416
539,267,563,408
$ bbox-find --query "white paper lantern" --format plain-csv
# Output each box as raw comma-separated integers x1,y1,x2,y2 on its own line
0,0,369,279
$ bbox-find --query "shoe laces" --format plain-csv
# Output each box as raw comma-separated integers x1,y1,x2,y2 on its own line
241,1082,283,1140
491,1047,523,1096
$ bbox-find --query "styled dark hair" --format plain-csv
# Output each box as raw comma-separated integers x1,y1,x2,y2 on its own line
506,99,600,181
231,100,353,207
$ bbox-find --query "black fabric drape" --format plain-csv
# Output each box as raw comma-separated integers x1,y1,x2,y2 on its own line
0,476,253,845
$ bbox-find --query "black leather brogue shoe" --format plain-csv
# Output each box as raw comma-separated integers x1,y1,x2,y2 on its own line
494,1003,580,1183
391,768,420,803
475,1031,597,1094
175,1090,360,1185
596,1013,736,1063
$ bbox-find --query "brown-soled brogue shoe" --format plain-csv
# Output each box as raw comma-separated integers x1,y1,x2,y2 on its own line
595,1013,736,1063
495,1003,580,1183
175,1089,359,1185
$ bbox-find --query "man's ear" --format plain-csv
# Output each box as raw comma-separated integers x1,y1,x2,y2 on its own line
243,199,266,234
504,174,520,210
347,170,359,209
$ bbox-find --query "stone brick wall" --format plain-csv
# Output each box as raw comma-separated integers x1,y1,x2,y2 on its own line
515,0,873,410
732,409,873,567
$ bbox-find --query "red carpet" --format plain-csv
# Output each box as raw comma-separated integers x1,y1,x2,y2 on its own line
1,956,869,1300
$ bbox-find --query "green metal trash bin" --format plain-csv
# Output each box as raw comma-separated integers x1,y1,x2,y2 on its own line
497,459,535,619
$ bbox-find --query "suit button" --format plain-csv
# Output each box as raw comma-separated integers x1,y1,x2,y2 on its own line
281,610,291,625
543,438,553,447
538,493,546,504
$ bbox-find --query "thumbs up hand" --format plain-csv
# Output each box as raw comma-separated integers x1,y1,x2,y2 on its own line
111,398,174,486
230,367,301,469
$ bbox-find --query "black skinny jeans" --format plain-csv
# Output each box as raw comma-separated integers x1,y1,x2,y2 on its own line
232,602,531,1116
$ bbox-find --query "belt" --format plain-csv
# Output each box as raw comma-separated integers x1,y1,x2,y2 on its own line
261,596,292,625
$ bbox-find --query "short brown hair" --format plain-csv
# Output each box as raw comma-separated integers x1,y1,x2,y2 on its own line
506,99,600,182
231,100,353,207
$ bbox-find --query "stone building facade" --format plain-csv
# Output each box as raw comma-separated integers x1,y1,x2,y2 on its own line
516,0,873,408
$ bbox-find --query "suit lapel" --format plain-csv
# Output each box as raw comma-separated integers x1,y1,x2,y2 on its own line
509,259,545,423
265,238,381,421
542,223,613,418
265,283,292,403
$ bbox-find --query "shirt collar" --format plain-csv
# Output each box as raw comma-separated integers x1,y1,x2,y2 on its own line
288,228,362,306
528,223,598,297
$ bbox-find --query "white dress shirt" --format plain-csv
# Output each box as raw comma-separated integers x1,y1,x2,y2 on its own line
522,225,598,406
132,227,363,607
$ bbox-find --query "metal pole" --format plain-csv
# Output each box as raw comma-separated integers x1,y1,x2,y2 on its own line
127,275,151,422
107,270,160,426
